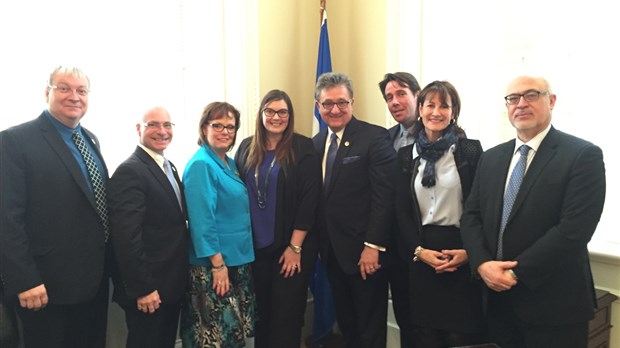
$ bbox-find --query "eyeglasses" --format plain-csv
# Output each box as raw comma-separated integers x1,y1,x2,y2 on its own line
49,84,90,96
320,100,351,110
208,123,236,133
142,122,174,129
263,108,289,118
504,90,548,105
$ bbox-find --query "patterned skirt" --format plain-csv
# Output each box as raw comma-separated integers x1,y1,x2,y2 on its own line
181,264,256,348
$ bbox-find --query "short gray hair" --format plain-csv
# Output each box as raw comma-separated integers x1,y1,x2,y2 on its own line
314,72,354,101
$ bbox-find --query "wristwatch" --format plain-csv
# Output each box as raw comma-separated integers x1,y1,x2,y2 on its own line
288,243,302,254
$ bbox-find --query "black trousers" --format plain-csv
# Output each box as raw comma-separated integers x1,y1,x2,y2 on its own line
16,278,109,348
326,252,388,348
386,258,414,348
487,291,589,348
253,246,316,348
122,300,182,348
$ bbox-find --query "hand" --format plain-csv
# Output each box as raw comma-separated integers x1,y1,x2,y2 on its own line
434,249,468,273
478,260,518,292
136,290,161,314
212,267,230,297
18,284,48,310
357,246,381,280
279,247,301,278
417,248,451,270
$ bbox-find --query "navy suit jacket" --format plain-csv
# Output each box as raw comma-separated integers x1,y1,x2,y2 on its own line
1,113,108,304
108,146,189,305
461,126,606,325
313,117,396,274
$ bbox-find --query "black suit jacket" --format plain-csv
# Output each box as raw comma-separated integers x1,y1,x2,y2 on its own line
235,134,321,256
461,126,606,325
387,124,400,145
312,117,396,274
395,138,482,262
108,146,189,305
0,113,108,304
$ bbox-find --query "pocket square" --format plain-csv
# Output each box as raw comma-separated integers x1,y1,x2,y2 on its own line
342,156,361,164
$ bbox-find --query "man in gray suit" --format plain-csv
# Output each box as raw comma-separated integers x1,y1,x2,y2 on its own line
377,72,421,348
461,75,606,348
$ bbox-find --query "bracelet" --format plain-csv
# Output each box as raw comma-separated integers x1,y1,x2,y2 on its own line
288,243,302,254
413,246,424,262
212,264,226,272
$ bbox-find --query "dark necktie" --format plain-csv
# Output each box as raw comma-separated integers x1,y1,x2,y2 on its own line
497,144,530,260
72,131,109,241
164,159,183,210
323,132,339,191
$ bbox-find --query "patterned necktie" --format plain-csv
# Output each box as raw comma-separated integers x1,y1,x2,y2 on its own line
71,131,109,241
323,132,339,191
164,159,183,211
497,145,530,260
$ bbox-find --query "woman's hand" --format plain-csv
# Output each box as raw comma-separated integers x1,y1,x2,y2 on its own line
279,247,301,278
212,266,230,297
434,249,468,273
417,248,450,270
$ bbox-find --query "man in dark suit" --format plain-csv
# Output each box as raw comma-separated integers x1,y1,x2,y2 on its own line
461,75,606,348
0,66,110,348
377,72,420,348
312,72,396,348
108,106,189,348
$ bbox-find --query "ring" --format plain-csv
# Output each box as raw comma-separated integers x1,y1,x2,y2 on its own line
293,265,298,269
370,267,375,270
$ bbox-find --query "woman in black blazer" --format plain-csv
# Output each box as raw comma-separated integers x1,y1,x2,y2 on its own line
235,89,321,348
394,81,485,347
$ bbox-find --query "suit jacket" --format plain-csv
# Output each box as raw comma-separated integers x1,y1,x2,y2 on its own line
183,145,254,267
235,134,321,255
461,126,606,325
0,113,108,304
395,138,482,262
312,117,397,274
388,124,400,145
108,146,189,305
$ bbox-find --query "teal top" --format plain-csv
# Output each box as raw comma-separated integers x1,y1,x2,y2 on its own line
183,145,254,267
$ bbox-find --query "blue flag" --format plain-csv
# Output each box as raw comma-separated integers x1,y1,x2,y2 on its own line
310,10,336,344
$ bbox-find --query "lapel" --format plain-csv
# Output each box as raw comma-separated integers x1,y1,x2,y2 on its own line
508,127,559,223
37,115,98,211
487,140,516,243
135,146,183,213
205,145,244,185
325,117,358,197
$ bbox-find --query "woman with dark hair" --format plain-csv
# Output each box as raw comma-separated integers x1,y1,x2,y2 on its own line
235,89,321,348
394,81,486,347
181,102,256,348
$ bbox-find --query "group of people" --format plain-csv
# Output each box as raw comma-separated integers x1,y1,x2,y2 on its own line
0,65,606,348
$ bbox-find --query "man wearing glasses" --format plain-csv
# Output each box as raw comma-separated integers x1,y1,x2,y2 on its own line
461,75,606,348
312,72,396,348
1,66,110,347
108,107,189,348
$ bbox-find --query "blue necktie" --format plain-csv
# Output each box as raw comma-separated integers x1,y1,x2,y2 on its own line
323,132,338,191
164,159,183,211
497,145,530,260
72,131,109,242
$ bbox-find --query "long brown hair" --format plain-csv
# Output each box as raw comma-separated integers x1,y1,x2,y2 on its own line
246,89,295,171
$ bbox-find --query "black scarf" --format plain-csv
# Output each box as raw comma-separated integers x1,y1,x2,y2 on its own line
415,123,458,187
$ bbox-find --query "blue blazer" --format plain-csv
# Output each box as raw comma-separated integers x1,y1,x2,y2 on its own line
183,145,254,267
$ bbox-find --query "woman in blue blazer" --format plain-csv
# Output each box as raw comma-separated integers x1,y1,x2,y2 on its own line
181,102,255,348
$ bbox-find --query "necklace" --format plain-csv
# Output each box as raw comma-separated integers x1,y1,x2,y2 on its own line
254,155,277,209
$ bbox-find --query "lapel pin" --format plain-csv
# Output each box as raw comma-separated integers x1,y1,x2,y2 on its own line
344,141,350,147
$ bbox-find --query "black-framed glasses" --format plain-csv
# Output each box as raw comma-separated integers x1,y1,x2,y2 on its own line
142,121,175,129
263,108,289,118
48,84,90,96
320,100,351,110
504,90,548,105
208,123,236,133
